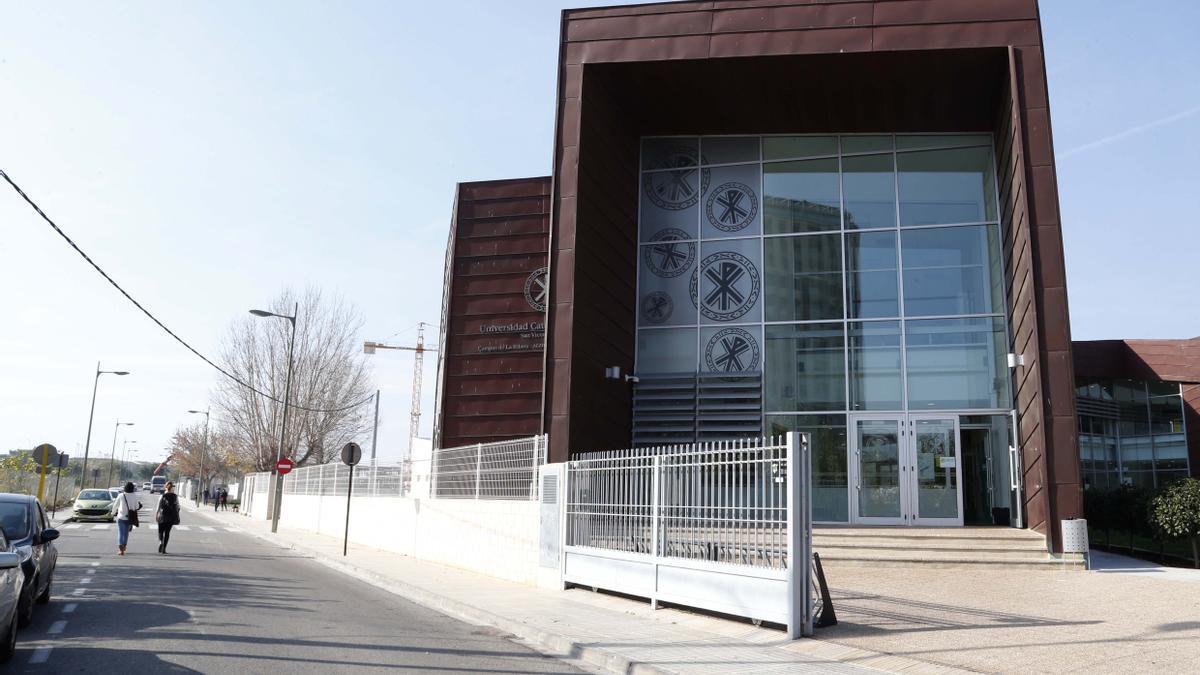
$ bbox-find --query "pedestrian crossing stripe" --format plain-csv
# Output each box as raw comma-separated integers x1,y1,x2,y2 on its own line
200,526,216,532
63,524,82,529
175,526,190,531
91,524,111,530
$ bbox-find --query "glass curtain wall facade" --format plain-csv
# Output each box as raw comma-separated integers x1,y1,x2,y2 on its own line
635,134,1013,523
1076,378,1190,489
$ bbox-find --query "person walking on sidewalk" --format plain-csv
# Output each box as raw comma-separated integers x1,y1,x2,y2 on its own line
219,489,229,511
213,487,221,512
111,482,142,556
202,488,210,506
156,482,181,554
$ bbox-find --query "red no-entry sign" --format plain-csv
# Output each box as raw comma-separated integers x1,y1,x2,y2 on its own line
276,458,295,475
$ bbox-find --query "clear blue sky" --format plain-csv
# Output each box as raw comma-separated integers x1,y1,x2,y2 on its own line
1,1,1197,461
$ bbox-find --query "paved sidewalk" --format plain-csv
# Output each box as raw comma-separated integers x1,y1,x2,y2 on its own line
179,500,938,674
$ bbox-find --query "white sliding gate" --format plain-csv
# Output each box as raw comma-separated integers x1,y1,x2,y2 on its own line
563,432,813,638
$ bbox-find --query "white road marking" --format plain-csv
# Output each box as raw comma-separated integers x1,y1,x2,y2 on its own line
70,588,85,596
90,562,99,567
86,569,96,575
63,603,78,614
63,524,82,529
200,526,216,532
48,620,67,634
79,578,92,585
175,526,190,531
224,527,241,532
91,524,111,530
29,646,51,664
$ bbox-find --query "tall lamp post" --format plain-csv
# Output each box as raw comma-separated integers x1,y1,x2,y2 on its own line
105,420,134,488
188,409,210,506
250,303,297,534
81,363,129,489
120,441,137,482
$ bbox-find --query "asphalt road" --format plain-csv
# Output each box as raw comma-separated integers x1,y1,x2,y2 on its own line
11,495,583,673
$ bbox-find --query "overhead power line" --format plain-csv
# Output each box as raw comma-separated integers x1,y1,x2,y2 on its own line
1,168,373,415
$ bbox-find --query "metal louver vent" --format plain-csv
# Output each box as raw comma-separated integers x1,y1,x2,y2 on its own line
541,474,558,505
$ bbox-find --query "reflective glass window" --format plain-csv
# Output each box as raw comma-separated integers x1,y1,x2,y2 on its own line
698,238,762,325
767,414,848,522
842,153,896,229
642,137,698,170
638,239,698,327
905,317,1008,409
849,321,903,410
636,328,697,375
764,323,845,412
898,146,997,226
764,234,843,322
762,136,838,161
702,163,762,239
842,135,892,155
846,231,899,319
895,134,992,151
901,225,1002,316
701,136,759,165
763,159,841,233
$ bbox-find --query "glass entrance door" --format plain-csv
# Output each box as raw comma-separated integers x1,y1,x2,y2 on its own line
852,417,905,525
851,414,963,526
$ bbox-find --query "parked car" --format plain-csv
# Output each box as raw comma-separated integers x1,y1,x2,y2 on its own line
71,489,116,523
0,529,23,662
0,495,58,628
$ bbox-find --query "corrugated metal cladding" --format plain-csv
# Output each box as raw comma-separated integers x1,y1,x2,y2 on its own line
435,177,550,449
542,0,1081,549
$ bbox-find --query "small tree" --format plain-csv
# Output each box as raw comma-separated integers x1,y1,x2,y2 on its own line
1148,478,1200,568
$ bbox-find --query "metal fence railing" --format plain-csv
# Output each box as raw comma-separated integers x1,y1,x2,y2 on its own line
563,433,813,638
432,435,546,500
242,434,547,503
566,437,790,568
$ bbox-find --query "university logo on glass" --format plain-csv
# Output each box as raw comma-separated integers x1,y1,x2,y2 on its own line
642,146,710,210
705,328,760,373
640,291,673,324
705,182,758,232
692,251,760,321
524,267,549,312
643,228,695,278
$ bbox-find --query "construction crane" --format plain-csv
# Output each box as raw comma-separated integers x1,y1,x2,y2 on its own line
364,322,437,456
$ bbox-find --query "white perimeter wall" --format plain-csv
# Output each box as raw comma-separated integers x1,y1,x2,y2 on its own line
274,494,540,585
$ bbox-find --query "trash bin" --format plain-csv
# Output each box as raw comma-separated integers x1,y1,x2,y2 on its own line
1061,518,1089,569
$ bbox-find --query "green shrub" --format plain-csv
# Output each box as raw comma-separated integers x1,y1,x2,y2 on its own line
1147,478,1200,569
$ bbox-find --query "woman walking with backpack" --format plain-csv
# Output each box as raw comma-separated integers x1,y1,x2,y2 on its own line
112,482,142,556
156,482,181,554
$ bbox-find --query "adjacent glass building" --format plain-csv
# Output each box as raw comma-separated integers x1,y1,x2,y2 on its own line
1076,378,1190,489
633,134,1018,526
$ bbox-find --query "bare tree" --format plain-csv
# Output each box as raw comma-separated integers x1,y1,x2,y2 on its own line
215,288,373,471
169,421,252,483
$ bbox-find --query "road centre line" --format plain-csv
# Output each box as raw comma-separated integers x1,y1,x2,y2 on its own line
29,646,51,664
47,620,67,635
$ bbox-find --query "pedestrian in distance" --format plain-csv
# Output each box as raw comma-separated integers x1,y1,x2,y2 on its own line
219,489,229,511
111,481,142,556
156,481,181,554
202,488,210,506
213,488,221,512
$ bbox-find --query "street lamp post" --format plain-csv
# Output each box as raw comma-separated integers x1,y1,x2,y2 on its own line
105,421,134,488
120,440,137,482
188,409,210,506
80,363,129,489
250,303,298,534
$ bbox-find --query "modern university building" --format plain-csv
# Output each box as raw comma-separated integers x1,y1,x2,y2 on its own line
433,0,1196,555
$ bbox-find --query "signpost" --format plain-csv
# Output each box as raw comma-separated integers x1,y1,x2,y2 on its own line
31,444,58,502
340,442,362,556
50,452,69,518
276,457,295,475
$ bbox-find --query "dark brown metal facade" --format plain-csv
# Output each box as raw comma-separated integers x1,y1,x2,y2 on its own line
542,0,1082,549
1074,339,1200,478
434,177,550,449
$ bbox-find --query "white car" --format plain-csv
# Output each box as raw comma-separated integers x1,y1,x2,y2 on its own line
142,482,151,492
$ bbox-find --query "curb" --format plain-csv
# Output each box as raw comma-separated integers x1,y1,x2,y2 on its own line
184,505,670,675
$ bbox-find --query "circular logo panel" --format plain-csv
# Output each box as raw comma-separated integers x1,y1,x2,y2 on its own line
642,147,711,211
643,228,696,278
640,291,673,324
524,267,549,312
705,182,758,232
697,251,761,322
705,328,761,373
